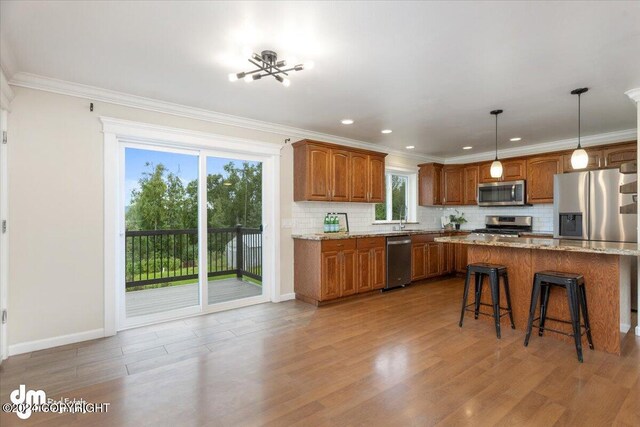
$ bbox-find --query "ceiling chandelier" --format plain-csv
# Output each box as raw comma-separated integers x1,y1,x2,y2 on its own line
228,50,313,87
570,87,589,169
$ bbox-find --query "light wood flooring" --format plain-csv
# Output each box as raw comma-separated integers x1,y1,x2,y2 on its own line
1,277,638,426
126,278,262,317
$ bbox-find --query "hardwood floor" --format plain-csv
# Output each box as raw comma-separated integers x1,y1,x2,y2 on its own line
1,277,638,426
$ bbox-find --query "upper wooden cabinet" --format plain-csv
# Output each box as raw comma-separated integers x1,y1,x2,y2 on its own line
527,155,563,204
602,143,636,167
479,159,527,183
418,163,443,206
293,140,387,203
368,155,386,203
463,166,479,205
562,149,602,172
442,166,464,205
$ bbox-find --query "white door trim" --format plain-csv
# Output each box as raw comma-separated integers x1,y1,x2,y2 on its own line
0,109,9,360
103,118,281,333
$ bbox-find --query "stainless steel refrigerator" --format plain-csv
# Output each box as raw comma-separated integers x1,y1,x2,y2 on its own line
553,169,637,243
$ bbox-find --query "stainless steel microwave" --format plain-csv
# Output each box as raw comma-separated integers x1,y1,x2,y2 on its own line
477,180,526,206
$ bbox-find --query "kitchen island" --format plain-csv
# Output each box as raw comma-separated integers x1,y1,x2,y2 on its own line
435,234,639,355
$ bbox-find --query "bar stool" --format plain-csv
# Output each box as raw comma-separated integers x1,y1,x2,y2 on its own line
459,263,515,339
524,271,594,362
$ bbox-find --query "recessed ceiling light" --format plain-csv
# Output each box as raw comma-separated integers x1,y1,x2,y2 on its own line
406,146,415,150
381,129,392,134
463,146,473,150
510,137,522,142
341,119,354,125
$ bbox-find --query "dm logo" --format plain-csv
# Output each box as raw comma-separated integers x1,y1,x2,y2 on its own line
10,385,46,420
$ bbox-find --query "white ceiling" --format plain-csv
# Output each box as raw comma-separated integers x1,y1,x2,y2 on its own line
1,1,639,157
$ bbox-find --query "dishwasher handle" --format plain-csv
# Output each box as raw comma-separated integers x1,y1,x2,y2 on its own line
387,239,411,245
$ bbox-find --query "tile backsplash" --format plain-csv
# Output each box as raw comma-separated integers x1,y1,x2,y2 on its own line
291,202,554,234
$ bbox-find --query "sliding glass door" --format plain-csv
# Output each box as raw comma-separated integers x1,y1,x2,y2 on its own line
205,156,263,305
121,145,266,327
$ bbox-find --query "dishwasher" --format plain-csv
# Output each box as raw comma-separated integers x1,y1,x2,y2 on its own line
385,235,412,290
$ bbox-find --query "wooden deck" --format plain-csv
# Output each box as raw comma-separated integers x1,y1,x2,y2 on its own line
125,278,262,317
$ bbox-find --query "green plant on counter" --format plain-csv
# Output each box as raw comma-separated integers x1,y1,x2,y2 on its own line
449,210,467,225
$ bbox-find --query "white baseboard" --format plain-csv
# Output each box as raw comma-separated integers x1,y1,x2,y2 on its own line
275,293,296,302
620,323,631,333
8,328,105,356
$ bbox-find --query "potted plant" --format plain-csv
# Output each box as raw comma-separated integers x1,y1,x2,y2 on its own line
449,210,467,230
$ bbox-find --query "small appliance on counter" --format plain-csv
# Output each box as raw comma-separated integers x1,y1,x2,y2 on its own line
471,215,533,237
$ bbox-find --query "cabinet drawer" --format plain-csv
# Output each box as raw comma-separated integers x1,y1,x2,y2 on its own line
356,237,385,250
411,233,439,244
321,239,357,252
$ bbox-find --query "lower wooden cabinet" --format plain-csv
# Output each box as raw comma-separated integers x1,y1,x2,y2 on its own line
454,243,468,274
294,237,384,305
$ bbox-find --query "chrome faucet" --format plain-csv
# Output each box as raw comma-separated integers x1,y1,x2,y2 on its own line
399,205,407,230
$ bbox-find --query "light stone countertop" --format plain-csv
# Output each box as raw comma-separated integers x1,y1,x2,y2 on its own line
435,235,640,256
291,230,555,241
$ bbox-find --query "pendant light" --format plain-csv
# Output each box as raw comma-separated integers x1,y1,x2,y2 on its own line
490,109,504,178
570,88,589,169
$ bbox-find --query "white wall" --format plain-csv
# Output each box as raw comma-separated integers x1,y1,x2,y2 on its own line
7,86,294,348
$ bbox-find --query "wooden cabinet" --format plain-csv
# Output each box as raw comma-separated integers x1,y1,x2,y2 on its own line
349,152,368,202
356,238,386,292
426,243,442,277
319,239,357,300
329,149,350,201
562,149,602,172
454,243,468,274
480,159,527,183
502,159,527,181
463,166,479,205
603,143,636,167
411,235,453,281
411,243,426,281
442,166,464,205
418,163,443,206
368,155,386,203
294,140,387,203
526,155,563,204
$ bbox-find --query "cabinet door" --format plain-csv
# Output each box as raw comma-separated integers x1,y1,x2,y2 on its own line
411,243,426,281
371,247,386,290
442,166,464,205
305,144,331,201
526,155,563,204
350,152,369,202
368,155,386,203
418,163,443,206
502,159,527,181
357,249,372,293
426,243,442,277
455,244,468,274
562,149,602,172
341,250,358,297
439,242,452,274
463,166,479,205
321,251,341,300
603,143,637,167
479,162,500,183
330,149,350,201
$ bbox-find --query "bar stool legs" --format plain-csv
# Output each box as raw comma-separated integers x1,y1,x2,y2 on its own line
524,271,594,362
459,263,513,339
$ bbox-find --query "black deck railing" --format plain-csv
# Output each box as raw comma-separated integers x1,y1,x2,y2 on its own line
125,226,262,288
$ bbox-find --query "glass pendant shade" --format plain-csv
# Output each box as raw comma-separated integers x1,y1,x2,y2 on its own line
490,160,503,178
571,148,589,169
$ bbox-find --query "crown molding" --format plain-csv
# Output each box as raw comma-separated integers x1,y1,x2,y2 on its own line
626,88,640,103
444,128,637,164
8,72,441,163
0,68,14,110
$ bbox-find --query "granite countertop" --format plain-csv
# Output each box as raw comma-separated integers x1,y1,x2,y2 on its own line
435,235,640,256
292,229,463,240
